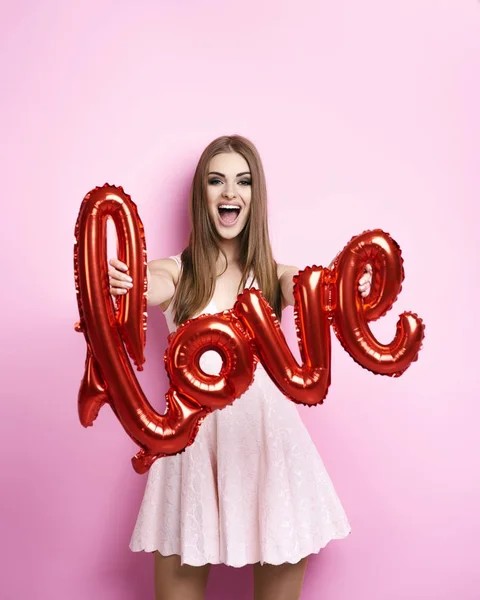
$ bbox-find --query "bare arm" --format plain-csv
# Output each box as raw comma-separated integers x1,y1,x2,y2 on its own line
146,258,179,308
277,257,372,309
277,264,299,309
108,257,180,309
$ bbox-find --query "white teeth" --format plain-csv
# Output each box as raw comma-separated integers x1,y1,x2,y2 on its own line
218,205,240,210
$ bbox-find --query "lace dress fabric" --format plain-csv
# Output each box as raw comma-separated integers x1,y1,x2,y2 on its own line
129,256,351,567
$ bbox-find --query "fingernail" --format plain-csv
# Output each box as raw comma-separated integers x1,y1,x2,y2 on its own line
125,275,133,282
126,282,133,288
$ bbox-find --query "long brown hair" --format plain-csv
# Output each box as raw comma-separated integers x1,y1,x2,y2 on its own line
173,135,281,325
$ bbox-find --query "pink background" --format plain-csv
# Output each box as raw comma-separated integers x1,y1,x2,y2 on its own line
2,1,479,598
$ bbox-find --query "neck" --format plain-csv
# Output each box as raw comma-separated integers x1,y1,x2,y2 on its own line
217,237,241,266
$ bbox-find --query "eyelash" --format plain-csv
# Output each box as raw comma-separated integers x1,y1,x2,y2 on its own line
208,179,251,186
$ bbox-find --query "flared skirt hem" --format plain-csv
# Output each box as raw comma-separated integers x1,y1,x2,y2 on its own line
129,527,351,568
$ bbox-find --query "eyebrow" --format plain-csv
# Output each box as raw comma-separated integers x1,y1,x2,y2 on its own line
208,171,251,177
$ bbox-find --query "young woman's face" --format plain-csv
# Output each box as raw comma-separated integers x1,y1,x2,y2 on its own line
206,152,252,240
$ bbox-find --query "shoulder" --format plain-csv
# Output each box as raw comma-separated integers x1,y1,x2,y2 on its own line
148,256,181,285
276,263,299,281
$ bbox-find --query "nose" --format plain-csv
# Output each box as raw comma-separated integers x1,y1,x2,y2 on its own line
222,182,237,199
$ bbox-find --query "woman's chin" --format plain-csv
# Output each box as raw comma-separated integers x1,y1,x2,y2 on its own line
217,229,241,241
215,221,244,240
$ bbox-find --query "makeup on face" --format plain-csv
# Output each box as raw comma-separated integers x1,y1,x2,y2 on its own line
206,153,252,237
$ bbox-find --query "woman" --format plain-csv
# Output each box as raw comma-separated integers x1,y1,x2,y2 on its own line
109,135,372,600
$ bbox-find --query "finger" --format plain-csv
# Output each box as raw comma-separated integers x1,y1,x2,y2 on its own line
109,278,133,290
359,284,371,296
108,267,133,283
110,286,128,296
109,258,129,272
359,274,371,286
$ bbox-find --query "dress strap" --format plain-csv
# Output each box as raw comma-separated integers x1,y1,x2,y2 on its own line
246,270,256,288
169,254,182,271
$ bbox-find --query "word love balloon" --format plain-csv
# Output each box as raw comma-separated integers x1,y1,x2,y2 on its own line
74,185,425,473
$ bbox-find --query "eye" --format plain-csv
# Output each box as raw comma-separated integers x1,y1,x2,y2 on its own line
208,178,223,186
238,179,252,186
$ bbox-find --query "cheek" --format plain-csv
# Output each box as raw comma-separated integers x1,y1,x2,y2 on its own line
206,191,217,214
206,187,215,205
243,191,252,214
207,203,217,222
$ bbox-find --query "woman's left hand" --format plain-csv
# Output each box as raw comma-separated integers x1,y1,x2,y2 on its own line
328,255,373,298
358,264,373,298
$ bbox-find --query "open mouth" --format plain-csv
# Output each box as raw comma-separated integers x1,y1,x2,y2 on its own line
218,204,241,227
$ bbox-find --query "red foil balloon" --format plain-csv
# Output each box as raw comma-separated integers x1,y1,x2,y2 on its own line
74,185,208,473
75,188,425,474
331,230,425,376
165,312,256,410
234,268,331,406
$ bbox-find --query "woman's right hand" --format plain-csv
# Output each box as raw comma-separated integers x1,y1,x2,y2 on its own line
108,257,177,307
108,258,133,296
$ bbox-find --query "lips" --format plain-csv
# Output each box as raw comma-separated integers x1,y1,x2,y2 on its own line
218,204,241,227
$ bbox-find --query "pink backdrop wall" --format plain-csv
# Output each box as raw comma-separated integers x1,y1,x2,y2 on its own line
2,1,479,598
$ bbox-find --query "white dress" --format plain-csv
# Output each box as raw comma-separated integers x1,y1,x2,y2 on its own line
130,255,351,567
